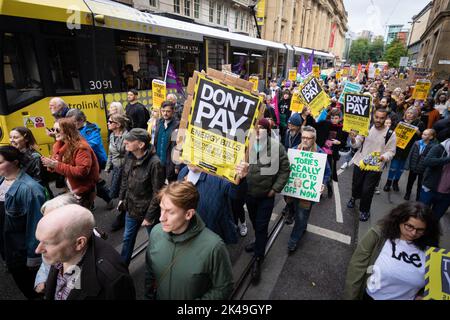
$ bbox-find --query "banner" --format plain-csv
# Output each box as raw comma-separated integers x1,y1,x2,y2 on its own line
368,64,376,79
281,149,327,202
289,69,297,81
290,90,304,112
387,78,410,92
256,0,265,26
298,76,330,118
249,76,259,92
180,73,262,183
399,57,409,67
166,62,185,96
338,81,363,104
412,79,431,100
151,79,166,110
312,65,320,78
394,122,418,149
410,67,432,80
343,93,372,137
424,247,450,300
329,23,337,48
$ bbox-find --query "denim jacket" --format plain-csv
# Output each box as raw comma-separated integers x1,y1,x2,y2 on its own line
1,170,46,268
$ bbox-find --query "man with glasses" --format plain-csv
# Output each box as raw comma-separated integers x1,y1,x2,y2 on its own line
154,101,180,182
287,126,330,254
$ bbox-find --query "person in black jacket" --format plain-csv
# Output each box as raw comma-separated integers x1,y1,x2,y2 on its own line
278,90,292,144
125,89,150,130
403,129,436,200
36,204,136,300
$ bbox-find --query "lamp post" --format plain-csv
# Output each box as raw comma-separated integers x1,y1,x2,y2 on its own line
301,7,311,47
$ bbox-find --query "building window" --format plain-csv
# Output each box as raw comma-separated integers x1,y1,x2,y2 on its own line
224,6,228,26
245,16,248,32
149,0,157,7
174,0,180,13
194,0,200,18
209,1,214,23
235,11,239,29
240,12,244,30
185,0,191,16
217,3,222,25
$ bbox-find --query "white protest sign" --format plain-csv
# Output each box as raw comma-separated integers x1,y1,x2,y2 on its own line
281,149,327,202
399,57,409,67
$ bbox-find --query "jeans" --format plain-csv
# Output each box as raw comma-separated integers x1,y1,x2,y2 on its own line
121,213,152,265
388,159,406,180
352,166,382,213
246,195,275,258
405,171,423,200
108,165,124,199
96,178,112,203
420,188,450,220
288,201,312,249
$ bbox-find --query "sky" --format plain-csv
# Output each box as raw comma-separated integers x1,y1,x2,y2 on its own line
343,0,431,37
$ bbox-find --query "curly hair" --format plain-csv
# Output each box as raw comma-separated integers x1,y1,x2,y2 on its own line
379,202,440,250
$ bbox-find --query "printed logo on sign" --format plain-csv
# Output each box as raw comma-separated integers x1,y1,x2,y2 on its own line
301,78,322,104
34,117,45,128
191,77,259,140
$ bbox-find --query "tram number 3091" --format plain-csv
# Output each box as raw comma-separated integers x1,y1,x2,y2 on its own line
89,80,113,90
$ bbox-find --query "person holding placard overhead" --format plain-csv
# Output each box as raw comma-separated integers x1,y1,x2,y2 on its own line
346,109,397,222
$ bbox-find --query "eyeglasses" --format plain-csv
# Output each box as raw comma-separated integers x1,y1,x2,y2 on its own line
403,223,426,235
302,136,314,140
107,120,117,124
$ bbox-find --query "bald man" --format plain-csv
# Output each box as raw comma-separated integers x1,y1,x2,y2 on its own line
35,204,135,300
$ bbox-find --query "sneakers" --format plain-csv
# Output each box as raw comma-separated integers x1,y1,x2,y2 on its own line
340,162,349,170
359,211,370,222
251,257,262,284
238,221,248,237
383,180,392,192
374,187,380,195
287,245,297,255
105,200,114,210
285,214,294,225
347,198,355,208
392,180,400,192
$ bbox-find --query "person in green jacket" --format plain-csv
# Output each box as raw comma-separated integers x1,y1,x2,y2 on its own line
344,202,440,300
144,181,234,300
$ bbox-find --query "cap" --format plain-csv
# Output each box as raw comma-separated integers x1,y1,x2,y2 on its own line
288,113,302,127
123,128,150,144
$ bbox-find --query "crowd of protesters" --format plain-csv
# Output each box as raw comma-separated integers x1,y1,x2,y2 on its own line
0,63,449,301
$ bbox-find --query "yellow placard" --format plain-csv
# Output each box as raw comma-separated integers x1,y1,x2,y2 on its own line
394,122,418,149
290,90,304,112
336,70,342,81
342,93,372,137
298,76,330,118
399,73,405,80
375,68,381,77
249,76,259,92
424,247,450,300
412,79,431,100
180,74,262,184
152,79,166,110
288,69,297,82
342,67,349,77
312,65,320,78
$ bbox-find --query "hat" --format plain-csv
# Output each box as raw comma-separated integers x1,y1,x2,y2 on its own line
123,128,150,144
258,118,271,130
288,113,302,127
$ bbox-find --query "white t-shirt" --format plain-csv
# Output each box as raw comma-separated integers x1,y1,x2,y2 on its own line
186,170,202,186
366,239,426,300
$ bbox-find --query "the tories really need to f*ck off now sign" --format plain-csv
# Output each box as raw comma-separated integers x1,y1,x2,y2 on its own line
180,71,263,184
281,149,327,202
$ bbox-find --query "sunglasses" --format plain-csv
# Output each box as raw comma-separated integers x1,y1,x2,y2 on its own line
107,120,118,124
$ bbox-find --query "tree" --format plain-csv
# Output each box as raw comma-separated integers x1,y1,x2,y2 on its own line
369,36,385,62
348,38,370,64
383,39,408,68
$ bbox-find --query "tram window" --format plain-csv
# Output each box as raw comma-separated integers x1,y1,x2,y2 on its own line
3,32,43,111
46,38,81,94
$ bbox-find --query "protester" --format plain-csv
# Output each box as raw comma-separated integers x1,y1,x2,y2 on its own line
144,181,233,300
0,146,46,299
41,119,99,209
434,93,448,116
278,89,292,144
108,101,125,117
177,162,248,244
105,114,129,231
35,204,136,300
167,93,183,121
344,202,440,300
154,100,180,182
245,118,290,283
383,107,425,192
118,128,165,265
287,126,330,253
66,109,113,209
125,89,150,130
347,109,397,221
403,129,437,200
420,130,450,220
147,108,161,146
420,98,440,129
46,97,70,138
